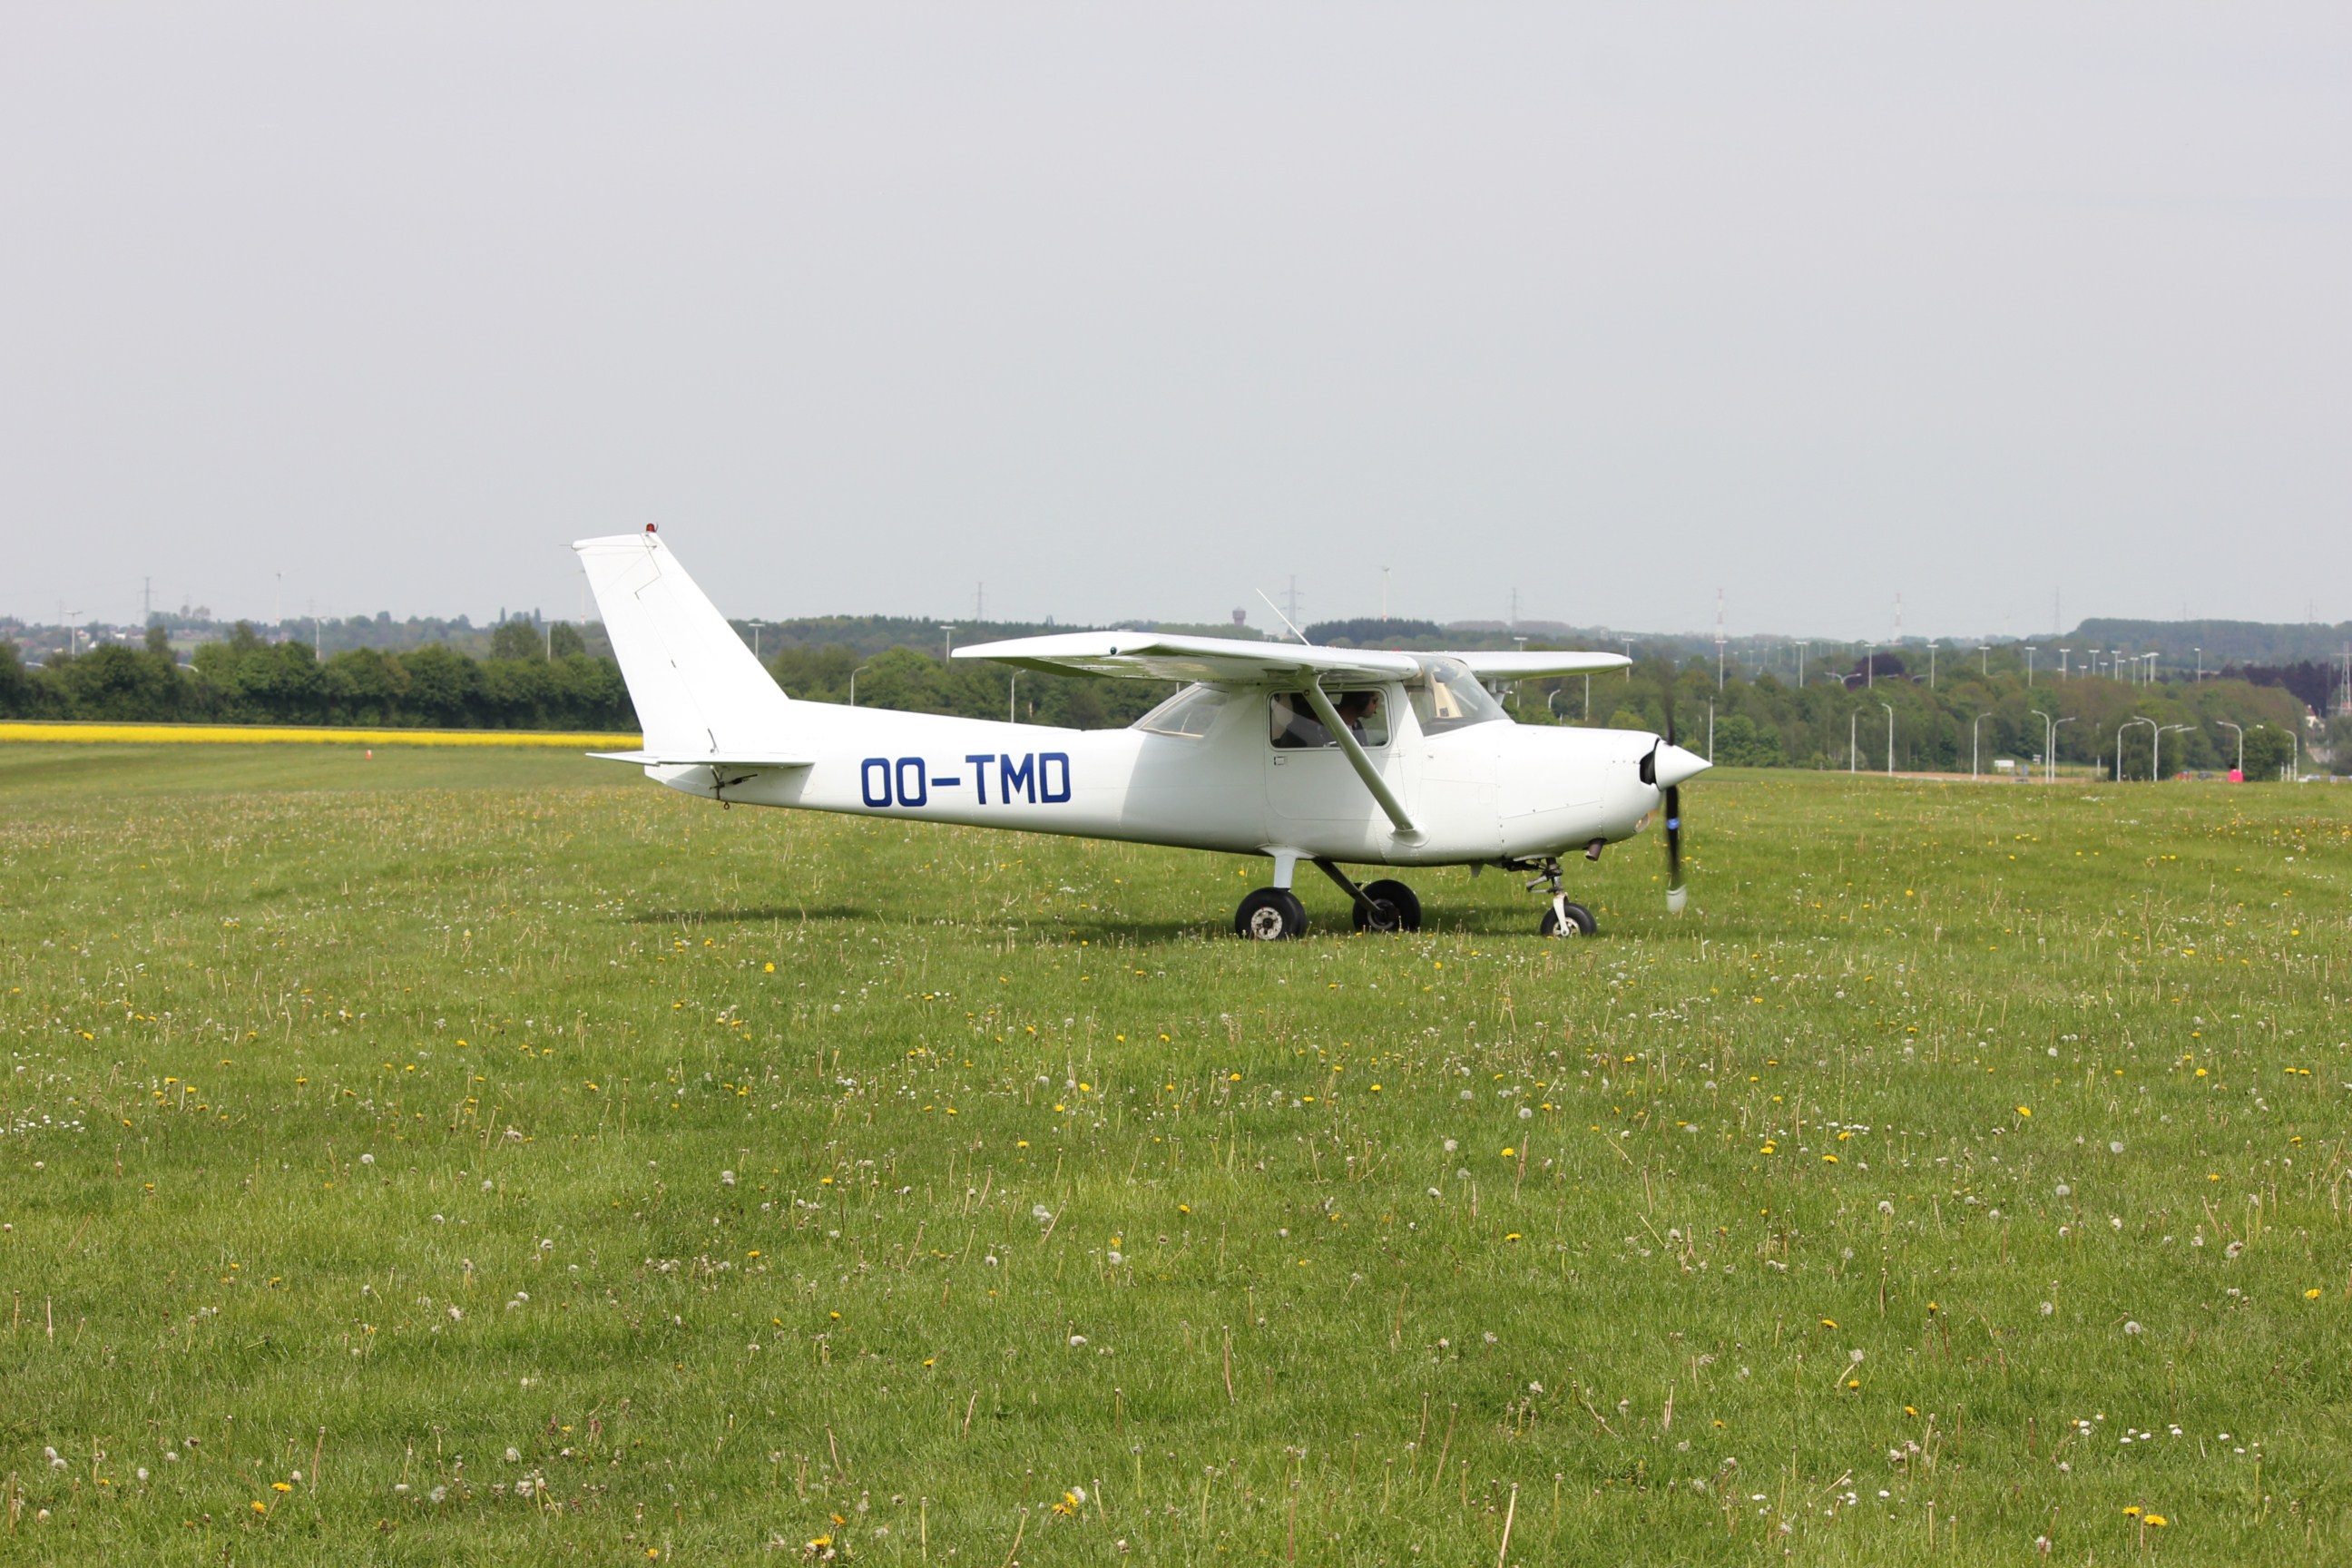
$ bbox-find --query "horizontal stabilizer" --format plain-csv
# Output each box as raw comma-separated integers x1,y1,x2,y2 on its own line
588,750,815,769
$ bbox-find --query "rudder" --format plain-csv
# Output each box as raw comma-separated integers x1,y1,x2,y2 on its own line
573,528,792,759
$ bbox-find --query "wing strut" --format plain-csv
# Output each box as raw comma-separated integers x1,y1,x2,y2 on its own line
1298,680,1421,840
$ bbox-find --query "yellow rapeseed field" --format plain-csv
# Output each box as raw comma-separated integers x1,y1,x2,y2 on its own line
0,720,641,750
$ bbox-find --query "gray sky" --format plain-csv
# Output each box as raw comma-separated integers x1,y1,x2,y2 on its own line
5,5,2347,641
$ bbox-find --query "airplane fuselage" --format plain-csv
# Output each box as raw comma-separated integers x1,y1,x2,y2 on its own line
644,683,1667,867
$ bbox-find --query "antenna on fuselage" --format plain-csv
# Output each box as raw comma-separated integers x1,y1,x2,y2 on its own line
1254,588,1312,646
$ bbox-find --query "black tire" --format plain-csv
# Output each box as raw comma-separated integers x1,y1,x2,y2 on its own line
1234,887,1309,941
1538,900,1598,938
1352,878,1422,933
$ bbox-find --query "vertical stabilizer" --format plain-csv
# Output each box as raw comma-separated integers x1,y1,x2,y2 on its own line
573,529,792,758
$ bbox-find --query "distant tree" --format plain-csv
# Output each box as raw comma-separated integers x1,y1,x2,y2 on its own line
2240,724,2295,780
547,622,587,660
1304,618,1446,646
398,645,481,725
55,644,177,720
1710,712,1784,768
488,620,543,661
325,647,410,724
0,642,31,716
144,623,172,658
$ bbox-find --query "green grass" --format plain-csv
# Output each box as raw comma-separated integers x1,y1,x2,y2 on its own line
1,743,2347,1564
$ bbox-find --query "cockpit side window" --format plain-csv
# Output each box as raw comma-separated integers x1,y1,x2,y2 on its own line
1269,689,1389,750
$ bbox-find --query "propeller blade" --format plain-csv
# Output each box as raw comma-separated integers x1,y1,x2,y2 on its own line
1653,660,1689,914
1663,781,1687,914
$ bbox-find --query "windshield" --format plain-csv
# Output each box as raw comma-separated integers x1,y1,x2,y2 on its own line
1132,683,1229,738
1404,656,1506,734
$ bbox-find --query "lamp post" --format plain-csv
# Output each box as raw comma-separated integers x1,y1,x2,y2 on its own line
1009,674,1018,723
1794,640,1808,687
2157,723,2192,782
2024,647,2034,686
1928,643,1937,688
2194,647,2202,682
1973,712,1994,779
2218,720,2244,775
1977,644,1990,676
1880,701,1895,777
2051,715,2075,782
1849,710,1857,773
2059,646,2071,678
2119,716,2155,781
849,662,874,707
940,624,957,664
2028,709,2051,780
747,619,767,661
1865,643,1875,690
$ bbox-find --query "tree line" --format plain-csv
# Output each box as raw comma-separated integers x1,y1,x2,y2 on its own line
4,622,2334,774
1518,652,2319,777
0,621,633,730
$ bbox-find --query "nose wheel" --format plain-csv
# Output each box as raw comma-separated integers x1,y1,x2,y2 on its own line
1539,897,1597,937
1519,857,1600,938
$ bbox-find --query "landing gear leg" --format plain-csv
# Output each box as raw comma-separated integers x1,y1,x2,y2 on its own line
1523,858,1597,938
1314,859,1421,934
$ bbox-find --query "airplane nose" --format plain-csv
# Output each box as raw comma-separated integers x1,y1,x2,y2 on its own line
1651,743,1710,789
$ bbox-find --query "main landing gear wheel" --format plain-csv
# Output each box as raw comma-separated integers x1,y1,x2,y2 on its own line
1234,887,1308,940
1352,878,1422,934
1539,899,1597,938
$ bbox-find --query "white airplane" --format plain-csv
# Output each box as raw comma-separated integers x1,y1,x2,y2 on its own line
575,527,1710,939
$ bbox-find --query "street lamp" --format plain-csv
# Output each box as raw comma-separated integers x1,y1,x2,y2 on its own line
940,624,957,664
2058,646,2071,678
849,662,874,707
1879,701,1895,777
2194,647,2202,682
2218,720,2244,776
747,619,768,661
1794,640,1808,687
2118,716,2155,781
1973,712,1994,779
1009,674,1019,723
1976,644,1990,676
2050,715,2075,782
2157,722,2192,782
1849,710,1858,773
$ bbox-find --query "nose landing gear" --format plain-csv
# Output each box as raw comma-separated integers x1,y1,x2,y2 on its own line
1520,858,1598,938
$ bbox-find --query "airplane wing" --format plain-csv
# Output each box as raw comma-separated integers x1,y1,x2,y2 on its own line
1448,651,1632,680
953,632,1419,685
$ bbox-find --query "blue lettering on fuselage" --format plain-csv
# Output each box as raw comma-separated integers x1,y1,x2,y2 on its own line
858,753,1073,808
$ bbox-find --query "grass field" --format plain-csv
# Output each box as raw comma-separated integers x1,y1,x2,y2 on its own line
1,742,2347,1565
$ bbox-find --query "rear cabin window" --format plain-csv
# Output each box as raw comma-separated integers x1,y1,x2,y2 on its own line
1132,684,1229,738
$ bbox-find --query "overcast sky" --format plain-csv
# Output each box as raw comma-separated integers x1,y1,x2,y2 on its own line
5,6,2347,641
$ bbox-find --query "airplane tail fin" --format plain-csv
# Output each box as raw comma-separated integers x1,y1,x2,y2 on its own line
572,528,793,759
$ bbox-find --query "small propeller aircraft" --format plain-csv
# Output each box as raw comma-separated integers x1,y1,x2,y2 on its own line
575,527,1709,938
